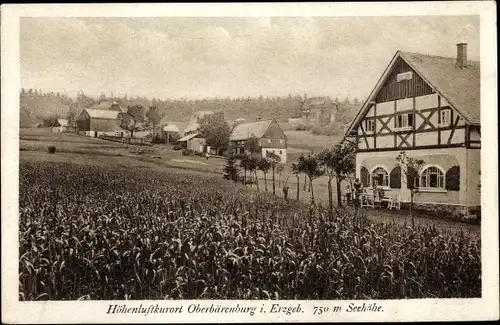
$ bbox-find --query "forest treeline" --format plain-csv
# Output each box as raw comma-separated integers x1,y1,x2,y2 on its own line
20,88,363,128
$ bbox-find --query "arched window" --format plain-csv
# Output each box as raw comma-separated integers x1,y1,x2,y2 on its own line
371,167,389,187
420,166,445,188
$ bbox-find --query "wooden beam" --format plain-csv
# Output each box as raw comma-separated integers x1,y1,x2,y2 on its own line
447,115,461,144
358,143,465,153
465,124,470,149
373,104,377,149
437,95,441,145
412,96,416,147
393,100,397,148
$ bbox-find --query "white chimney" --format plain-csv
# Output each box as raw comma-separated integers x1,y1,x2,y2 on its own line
456,43,468,68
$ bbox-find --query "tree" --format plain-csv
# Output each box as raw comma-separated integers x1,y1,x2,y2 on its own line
145,106,162,140
257,157,271,192
198,111,231,154
291,162,301,201
244,136,261,154
276,164,285,187
396,151,425,227
118,105,144,140
43,116,59,127
298,153,324,204
223,154,239,182
66,107,77,126
317,142,357,211
240,155,250,185
247,156,259,190
266,152,281,195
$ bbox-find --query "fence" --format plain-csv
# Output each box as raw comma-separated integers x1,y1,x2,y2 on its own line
98,134,153,147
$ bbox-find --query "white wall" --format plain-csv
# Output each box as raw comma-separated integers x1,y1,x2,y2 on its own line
262,148,287,164
356,147,473,206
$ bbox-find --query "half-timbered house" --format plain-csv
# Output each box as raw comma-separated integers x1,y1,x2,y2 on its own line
343,43,480,213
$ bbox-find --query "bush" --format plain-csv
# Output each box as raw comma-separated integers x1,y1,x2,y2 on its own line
294,124,308,131
311,122,343,136
47,145,56,154
194,151,205,157
173,144,183,151
182,149,194,156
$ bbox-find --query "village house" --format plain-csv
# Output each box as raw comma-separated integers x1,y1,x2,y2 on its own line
161,124,180,144
301,97,338,125
52,119,70,133
343,43,480,214
177,132,206,153
229,118,288,163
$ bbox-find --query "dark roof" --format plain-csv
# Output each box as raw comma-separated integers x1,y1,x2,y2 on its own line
400,51,480,124
229,119,273,141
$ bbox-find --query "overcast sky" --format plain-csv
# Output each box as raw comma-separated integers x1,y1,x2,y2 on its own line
20,16,479,100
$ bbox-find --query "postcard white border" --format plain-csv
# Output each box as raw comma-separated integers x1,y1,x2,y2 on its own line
2,2,498,323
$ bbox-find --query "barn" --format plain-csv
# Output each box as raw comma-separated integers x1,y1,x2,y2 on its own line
76,108,123,137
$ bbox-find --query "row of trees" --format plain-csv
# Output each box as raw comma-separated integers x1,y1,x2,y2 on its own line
224,151,284,194
223,141,431,227
223,141,358,212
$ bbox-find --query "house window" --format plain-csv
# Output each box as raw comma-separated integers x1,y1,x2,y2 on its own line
267,139,271,144
365,120,375,133
371,167,389,187
420,166,445,188
395,113,414,130
280,150,282,154
279,139,284,144
439,108,452,127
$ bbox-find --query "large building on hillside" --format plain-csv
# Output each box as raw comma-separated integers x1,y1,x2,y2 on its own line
343,43,480,213
76,108,123,137
301,97,338,125
229,118,288,163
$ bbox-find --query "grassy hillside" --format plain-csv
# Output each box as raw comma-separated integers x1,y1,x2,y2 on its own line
20,91,74,127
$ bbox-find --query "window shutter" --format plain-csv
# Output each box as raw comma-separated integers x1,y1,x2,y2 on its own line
445,165,460,191
360,167,369,187
406,167,419,189
390,167,401,189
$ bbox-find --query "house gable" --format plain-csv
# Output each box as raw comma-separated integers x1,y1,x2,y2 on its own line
375,57,435,103
78,109,90,120
262,119,286,139
344,51,479,152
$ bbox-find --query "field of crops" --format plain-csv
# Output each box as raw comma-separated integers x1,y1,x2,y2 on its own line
19,160,481,300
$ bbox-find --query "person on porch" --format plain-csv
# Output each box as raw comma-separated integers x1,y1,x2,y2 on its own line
345,183,352,206
353,178,363,209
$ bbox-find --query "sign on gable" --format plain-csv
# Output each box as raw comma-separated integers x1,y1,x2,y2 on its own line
396,71,413,82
